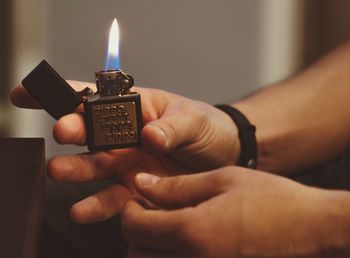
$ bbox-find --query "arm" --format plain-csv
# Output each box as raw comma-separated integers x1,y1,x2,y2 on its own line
11,42,350,177
9,41,350,224
234,41,350,174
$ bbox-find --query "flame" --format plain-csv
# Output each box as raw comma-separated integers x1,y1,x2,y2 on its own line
105,18,120,70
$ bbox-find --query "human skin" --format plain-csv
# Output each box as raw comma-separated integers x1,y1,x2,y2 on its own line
234,41,350,174
123,169,350,258
10,41,350,224
11,82,239,222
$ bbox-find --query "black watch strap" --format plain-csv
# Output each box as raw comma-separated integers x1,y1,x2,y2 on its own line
215,104,257,169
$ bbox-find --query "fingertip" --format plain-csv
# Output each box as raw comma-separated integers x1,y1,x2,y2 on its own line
9,85,41,109
71,186,131,224
141,124,169,153
47,157,73,182
9,86,20,105
53,113,86,145
69,202,90,224
47,158,59,181
52,119,66,144
69,196,103,224
135,173,160,189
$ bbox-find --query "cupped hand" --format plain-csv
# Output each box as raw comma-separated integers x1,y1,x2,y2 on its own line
10,81,239,223
122,167,337,258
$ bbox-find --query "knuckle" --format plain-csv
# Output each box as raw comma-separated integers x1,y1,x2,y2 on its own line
181,101,210,141
179,100,207,123
191,101,208,123
210,167,237,189
165,176,187,196
176,100,193,114
214,167,232,179
74,155,90,181
157,119,177,142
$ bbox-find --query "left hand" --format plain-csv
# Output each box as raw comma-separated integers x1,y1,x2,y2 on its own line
122,166,339,258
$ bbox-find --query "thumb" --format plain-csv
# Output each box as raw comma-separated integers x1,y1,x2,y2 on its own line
141,101,206,153
134,171,225,209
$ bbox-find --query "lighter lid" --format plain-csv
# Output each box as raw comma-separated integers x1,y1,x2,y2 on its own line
22,60,83,120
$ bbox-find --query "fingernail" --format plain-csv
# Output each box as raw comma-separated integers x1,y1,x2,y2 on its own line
136,173,160,187
155,127,168,149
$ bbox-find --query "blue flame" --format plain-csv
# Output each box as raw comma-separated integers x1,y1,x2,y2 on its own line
105,52,120,70
104,18,120,70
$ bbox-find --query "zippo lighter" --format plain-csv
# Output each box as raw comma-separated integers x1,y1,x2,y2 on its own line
22,60,143,151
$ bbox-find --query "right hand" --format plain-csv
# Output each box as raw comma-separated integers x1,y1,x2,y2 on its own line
10,81,240,222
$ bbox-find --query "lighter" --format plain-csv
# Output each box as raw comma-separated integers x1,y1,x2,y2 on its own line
84,70,142,151
22,18,143,151
22,61,143,152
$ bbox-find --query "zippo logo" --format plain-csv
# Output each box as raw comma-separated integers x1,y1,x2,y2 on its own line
93,104,137,143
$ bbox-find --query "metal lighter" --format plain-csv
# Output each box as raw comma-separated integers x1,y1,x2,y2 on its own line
22,60,143,152
84,69,142,151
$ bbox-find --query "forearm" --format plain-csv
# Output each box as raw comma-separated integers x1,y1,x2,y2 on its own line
234,41,350,174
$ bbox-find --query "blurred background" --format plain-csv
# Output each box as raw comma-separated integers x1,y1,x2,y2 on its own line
1,0,350,157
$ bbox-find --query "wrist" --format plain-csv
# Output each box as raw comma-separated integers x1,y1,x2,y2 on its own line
214,106,241,166
232,102,270,170
232,99,294,174
317,189,350,256
215,104,257,168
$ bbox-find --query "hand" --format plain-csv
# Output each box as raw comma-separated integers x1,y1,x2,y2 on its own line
10,81,239,223
122,167,342,258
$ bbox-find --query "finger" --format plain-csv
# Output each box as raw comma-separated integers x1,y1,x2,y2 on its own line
53,113,86,145
134,170,228,209
10,85,41,109
127,246,174,258
70,184,130,223
122,199,189,250
141,100,207,153
47,152,117,182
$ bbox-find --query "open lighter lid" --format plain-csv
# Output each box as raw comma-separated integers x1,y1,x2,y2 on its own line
22,60,83,120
